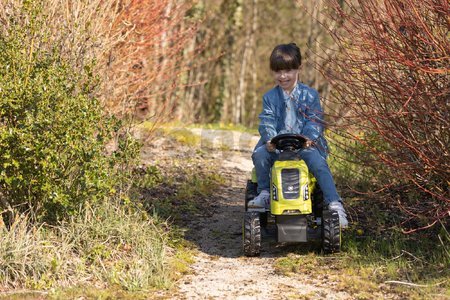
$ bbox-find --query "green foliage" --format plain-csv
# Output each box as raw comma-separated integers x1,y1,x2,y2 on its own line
133,165,163,190
0,2,138,222
326,131,380,191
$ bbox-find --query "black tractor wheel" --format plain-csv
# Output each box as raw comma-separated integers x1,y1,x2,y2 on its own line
322,210,341,254
312,184,324,218
243,212,261,256
259,212,268,228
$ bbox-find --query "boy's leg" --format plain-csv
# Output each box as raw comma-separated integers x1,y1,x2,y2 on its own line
248,145,277,208
298,147,340,205
299,147,348,228
251,145,277,193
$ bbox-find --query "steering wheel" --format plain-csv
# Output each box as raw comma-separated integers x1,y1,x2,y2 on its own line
271,133,307,151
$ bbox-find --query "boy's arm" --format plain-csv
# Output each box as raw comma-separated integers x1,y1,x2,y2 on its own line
302,89,325,142
258,95,277,143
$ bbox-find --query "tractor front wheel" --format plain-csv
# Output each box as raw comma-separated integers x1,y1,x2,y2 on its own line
243,212,261,256
322,210,341,254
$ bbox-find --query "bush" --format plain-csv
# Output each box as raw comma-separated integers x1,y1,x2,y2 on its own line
321,0,449,231
0,2,138,222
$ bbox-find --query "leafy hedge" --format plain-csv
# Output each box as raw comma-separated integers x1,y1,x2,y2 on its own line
0,2,138,223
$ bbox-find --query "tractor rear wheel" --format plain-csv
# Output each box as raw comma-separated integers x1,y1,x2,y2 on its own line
260,212,268,228
322,210,341,254
243,212,261,256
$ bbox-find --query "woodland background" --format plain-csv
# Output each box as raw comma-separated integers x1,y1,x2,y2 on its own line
111,0,448,231
0,0,448,295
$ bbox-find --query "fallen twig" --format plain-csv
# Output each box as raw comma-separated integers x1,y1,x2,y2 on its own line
385,280,448,288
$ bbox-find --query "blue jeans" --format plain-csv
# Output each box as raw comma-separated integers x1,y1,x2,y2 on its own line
252,145,341,205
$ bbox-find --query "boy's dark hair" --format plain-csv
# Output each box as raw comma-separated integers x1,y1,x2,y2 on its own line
270,43,302,71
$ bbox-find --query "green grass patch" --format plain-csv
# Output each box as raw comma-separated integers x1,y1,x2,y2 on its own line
161,128,202,147
0,201,174,293
168,242,196,281
138,157,224,221
273,199,450,299
187,122,258,134
140,120,258,134
139,121,202,147
141,121,258,137
139,121,258,153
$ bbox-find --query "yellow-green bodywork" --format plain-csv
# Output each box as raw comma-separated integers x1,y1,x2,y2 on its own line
270,160,313,215
251,168,258,183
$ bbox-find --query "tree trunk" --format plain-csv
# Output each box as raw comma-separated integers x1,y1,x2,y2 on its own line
236,32,251,124
249,0,259,127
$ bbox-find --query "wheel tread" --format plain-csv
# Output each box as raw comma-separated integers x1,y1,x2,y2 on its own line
243,212,261,256
322,210,341,254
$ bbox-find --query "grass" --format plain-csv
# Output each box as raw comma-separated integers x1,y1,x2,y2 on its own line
49,287,151,300
0,202,170,293
326,131,377,193
188,122,258,134
161,127,202,147
136,123,225,220
141,121,258,144
141,120,258,134
138,155,225,221
273,197,450,299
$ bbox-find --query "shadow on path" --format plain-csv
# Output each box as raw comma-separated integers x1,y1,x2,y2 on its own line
180,170,323,259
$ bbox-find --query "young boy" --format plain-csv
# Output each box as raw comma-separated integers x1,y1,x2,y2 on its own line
248,43,348,228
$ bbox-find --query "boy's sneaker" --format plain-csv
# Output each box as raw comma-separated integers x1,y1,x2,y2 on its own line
328,201,349,228
247,190,270,209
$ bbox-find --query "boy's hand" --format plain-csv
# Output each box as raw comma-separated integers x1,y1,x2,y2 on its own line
266,141,276,152
305,139,314,148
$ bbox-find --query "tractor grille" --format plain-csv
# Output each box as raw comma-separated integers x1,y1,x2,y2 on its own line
281,168,300,199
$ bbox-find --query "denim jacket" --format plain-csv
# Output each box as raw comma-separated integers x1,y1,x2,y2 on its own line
255,82,329,158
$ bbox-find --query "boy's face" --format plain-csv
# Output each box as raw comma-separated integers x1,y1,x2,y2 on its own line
272,68,299,92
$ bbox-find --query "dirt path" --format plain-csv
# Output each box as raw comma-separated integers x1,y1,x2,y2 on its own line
170,129,351,299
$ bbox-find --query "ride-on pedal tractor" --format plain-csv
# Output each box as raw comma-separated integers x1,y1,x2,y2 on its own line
243,133,341,256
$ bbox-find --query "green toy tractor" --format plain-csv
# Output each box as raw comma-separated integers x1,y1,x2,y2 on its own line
243,133,341,256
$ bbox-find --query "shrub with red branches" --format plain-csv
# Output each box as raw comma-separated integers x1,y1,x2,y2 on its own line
321,0,449,231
